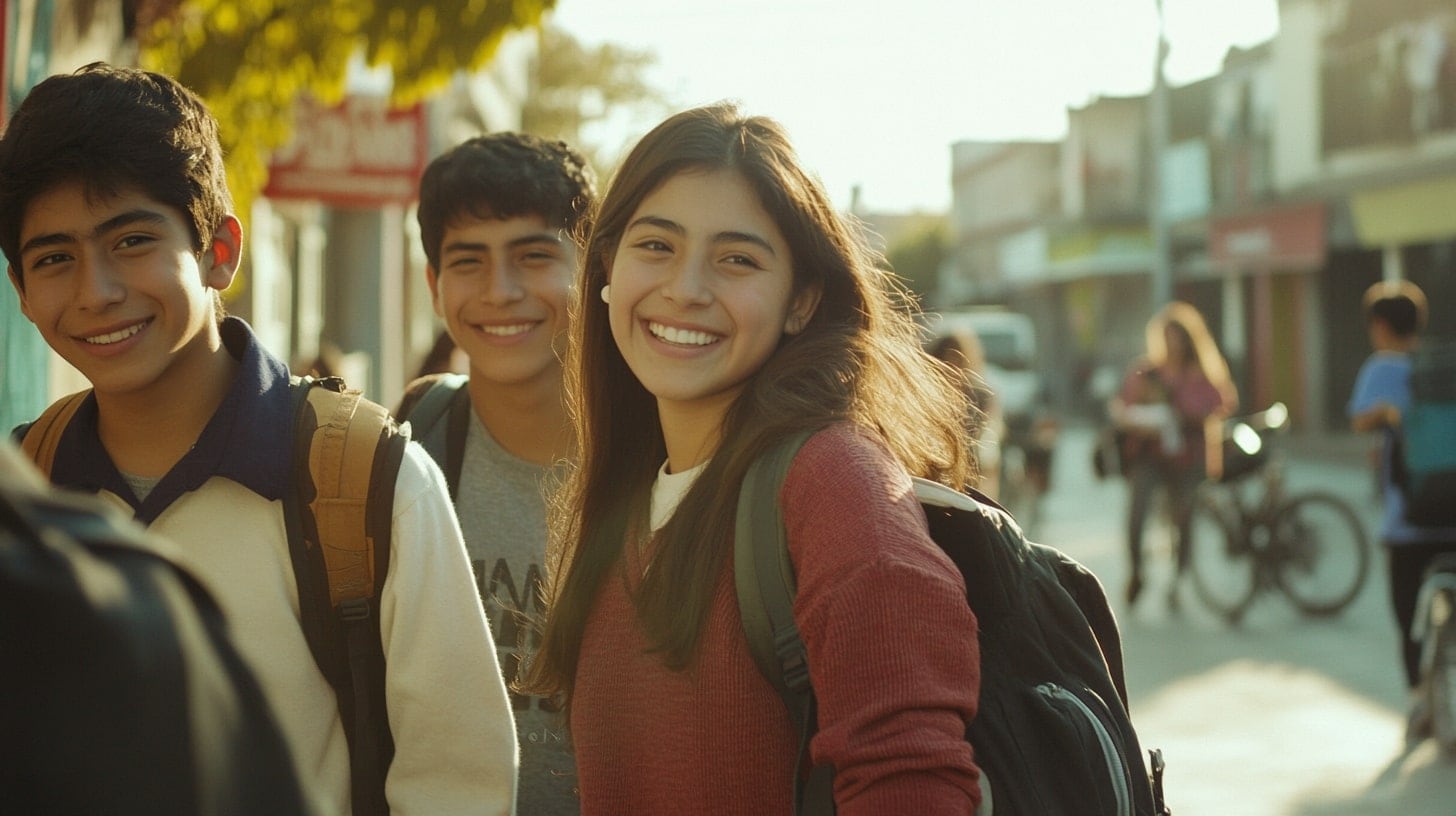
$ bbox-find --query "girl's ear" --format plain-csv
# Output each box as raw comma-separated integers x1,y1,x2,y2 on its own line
204,215,244,292
784,283,822,335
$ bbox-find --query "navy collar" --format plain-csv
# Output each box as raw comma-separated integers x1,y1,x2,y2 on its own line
49,317,296,524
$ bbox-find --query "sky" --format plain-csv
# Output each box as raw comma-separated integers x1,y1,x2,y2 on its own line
548,0,1280,214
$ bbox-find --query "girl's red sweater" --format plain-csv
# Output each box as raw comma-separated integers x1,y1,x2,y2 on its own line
571,423,982,814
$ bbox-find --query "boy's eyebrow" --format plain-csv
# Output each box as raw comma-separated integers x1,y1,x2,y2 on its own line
625,216,778,257
508,232,564,249
20,209,170,255
441,232,563,256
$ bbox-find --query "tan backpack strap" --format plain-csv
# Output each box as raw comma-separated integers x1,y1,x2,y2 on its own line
302,385,390,606
20,390,91,477
289,376,402,816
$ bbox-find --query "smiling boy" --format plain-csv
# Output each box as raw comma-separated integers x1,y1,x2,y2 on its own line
398,133,595,814
1,63,517,815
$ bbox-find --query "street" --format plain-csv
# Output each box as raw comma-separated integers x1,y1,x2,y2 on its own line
1028,423,1456,816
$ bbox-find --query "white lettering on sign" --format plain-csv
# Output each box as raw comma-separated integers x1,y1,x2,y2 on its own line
1225,227,1273,257
274,99,419,172
266,96,425,205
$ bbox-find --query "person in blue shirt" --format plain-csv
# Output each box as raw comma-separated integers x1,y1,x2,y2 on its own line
1347,279,1456,741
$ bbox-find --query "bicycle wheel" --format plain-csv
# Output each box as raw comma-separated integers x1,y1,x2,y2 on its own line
1187,491,1257,622
1271,492,1370,617
1429,588,1456,753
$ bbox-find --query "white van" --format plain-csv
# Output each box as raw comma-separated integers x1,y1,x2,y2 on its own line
922,308,1041,426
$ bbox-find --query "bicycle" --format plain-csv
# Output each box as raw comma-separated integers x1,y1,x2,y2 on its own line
1412,552,1456,753
1186,403,1372,625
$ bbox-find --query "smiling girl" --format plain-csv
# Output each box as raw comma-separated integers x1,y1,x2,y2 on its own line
525,104,983,814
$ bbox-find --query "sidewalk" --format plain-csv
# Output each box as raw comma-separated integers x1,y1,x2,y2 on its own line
1044,423,1456,816
1282,429,1378,471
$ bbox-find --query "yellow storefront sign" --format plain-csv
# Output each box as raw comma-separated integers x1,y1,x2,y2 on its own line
1350,175,1456,247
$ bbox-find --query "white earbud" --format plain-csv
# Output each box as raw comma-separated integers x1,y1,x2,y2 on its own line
600,284,611,304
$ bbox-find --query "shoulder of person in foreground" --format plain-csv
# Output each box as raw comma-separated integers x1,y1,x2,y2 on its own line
778,422,982,813
375,440,519,814
0,441,309,816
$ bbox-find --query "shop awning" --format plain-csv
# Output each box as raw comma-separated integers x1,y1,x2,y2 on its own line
1350,175,1456,247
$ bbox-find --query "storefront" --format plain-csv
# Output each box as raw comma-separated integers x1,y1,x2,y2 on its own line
1026,226,1157,415
1320,174,1456,426
1208,202,1327,428
1349,174,1456,274
255,95,430,406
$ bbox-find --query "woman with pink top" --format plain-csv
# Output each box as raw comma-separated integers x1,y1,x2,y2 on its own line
524,104,983,814
1110,301,1238,611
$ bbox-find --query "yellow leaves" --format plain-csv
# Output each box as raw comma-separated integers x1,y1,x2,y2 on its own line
213,3,240,34
260,18,298,52
138,0,559,219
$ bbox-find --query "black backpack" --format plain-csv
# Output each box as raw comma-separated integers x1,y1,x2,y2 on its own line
395,373,471,500
0,445,310,815
18,376,407,816
734,433,1170,815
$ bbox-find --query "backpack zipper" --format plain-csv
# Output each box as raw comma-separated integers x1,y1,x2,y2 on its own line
1036,682,1132,816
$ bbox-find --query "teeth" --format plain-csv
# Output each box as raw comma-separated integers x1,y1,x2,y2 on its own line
84,322,146,345
479,323,533,337
649,322,717,346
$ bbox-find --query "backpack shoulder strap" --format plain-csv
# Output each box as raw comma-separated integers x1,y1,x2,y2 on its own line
396,372,467,425
734,430,832,816
286,375,408,816
734,434,808,699
395,373,469,500
19,390,91,476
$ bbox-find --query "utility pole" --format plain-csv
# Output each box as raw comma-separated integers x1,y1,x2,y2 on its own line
1148,0,1174,308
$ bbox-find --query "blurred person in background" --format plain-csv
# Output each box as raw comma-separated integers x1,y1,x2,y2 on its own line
929,327,1002,501
409,327,470,381
1347,280,1456,742
295,340,346,380
1110,301,1237,611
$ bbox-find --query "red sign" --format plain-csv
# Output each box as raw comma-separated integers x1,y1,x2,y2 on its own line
1208,202,1326,271
264,96,427,207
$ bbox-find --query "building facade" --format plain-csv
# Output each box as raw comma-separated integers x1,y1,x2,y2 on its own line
948,0,1455,431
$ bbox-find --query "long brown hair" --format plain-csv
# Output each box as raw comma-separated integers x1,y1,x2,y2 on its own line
523,104,972,716
1146,301,1236,408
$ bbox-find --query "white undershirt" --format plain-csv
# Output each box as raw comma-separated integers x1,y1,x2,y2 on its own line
649,459,709,532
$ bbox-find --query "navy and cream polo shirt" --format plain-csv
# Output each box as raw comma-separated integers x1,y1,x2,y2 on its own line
44,317,296,524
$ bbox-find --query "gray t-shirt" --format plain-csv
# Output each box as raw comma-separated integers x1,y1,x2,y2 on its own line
452,412,578,814
120,472,161,503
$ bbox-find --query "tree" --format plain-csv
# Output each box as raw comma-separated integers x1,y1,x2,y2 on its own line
137,0,557,220
886,220,949,304
521,23,670,176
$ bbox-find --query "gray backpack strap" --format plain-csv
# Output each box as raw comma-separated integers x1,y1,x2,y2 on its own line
396,373,469,500
734,430,834,815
